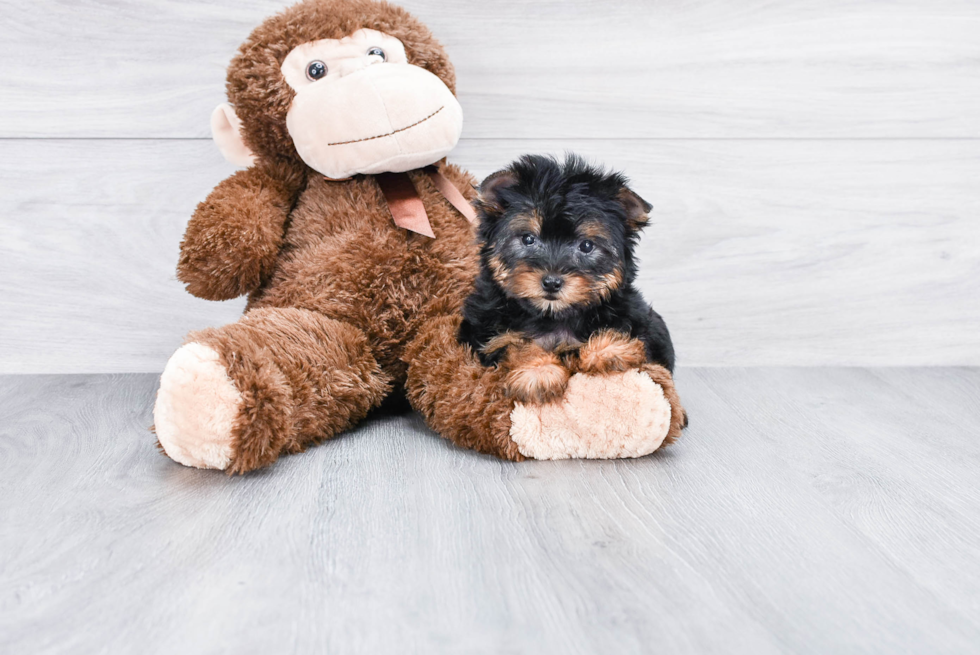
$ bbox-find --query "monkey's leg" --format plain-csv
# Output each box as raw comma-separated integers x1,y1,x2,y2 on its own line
570,330,687,442
404,315,685,461
403,315,525,460
635,362,688,445
154,308,390,473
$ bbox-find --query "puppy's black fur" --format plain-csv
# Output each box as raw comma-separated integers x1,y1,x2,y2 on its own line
458,154,675,371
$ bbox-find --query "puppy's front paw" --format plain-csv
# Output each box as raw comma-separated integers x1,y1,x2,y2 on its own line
575,330,647,375
503,346,570,404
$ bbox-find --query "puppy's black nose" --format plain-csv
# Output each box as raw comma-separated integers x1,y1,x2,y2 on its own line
541,275,564,293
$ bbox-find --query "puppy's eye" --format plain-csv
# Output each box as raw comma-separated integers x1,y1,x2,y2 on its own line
521,234,536,246
306,61,327,80
367,47,386,61
579,240,595,254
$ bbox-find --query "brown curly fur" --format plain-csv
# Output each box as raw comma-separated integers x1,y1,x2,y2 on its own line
166,0,683,472
178,161,307,300
403,315,523,461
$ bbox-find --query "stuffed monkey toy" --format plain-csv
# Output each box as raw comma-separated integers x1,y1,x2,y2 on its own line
153,0,686,473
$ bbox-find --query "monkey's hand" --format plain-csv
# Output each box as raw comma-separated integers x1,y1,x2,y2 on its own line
177,165,302,300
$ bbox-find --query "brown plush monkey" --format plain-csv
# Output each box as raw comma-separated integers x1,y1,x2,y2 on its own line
154,0,685,473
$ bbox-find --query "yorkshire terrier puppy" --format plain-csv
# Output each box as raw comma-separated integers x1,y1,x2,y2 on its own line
458,154,677,405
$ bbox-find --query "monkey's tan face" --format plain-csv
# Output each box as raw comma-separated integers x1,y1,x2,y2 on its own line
279,29,463,179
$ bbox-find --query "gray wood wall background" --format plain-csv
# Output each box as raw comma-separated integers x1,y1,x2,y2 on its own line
1,0,978,373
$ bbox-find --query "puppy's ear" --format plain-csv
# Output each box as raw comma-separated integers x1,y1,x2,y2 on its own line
477,169,519,217
618,187,653,231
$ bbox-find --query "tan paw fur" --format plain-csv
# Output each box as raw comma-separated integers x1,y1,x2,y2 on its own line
154,342,241,470
509,370,671,460
503,347,569,403
575,330,647,375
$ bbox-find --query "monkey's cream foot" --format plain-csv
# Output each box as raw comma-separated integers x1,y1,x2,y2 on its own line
509,370,672,460
154,343,242,470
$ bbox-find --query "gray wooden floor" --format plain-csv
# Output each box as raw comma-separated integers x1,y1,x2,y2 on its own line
2,367,978,654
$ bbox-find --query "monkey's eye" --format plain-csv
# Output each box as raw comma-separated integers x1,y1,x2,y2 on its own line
306,61,327,81
367,47,386,61
521,234,536,246
579,240,595,254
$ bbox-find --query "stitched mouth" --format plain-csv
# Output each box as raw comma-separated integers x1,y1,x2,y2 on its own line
327,106,445,146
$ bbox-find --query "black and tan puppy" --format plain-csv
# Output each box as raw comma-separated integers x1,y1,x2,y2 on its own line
459,154,676,404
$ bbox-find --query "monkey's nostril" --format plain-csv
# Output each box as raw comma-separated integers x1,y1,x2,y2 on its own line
541,275,564,293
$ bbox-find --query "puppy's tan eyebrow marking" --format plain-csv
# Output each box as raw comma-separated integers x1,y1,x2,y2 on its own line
510,210,543,234
578,221,609,241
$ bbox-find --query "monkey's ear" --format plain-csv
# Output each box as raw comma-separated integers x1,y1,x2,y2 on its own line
476,169,519,217
211,103,257,167
618,187,653,231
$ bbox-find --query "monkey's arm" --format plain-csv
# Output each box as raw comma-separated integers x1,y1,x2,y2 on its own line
177,164,305,300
